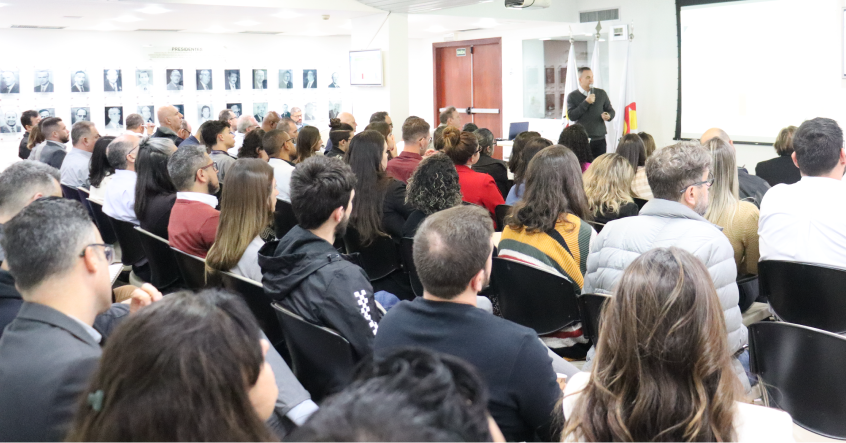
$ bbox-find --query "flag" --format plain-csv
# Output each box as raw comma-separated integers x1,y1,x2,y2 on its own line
613,38,637,150
561,39,579,123
589,37,602,89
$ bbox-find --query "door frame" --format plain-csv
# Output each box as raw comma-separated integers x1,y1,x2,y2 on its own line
432,37,502,128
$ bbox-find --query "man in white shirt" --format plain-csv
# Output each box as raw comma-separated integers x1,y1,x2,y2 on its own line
60,121,100,188
263,129,297,201
229,115,259,156
124,113,154,138
759,117,846,269
102,135,141,224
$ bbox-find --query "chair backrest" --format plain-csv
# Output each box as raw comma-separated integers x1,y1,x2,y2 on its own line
633,197,648,210
107,217,146,267
75,187,96,221
490,257,581,335
342,227,401,281
749,322,846,439
272,303,355,402
220,271,284,347
60,183,81,202
494,204,511,232
134,227,181,290
399,237,423,298
170,247,208,291
577,293,611,344
274,199,298,240
759,260,846,333
586,220,605,233
86,198,118,245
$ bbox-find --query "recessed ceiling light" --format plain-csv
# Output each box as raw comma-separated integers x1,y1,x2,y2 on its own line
273,10,303,18
114,15,143,22
206,25,231,33
136,5,171,15
234,20,259,26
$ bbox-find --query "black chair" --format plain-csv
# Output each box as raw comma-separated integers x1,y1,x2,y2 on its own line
134,227,182,291
399,237,423,298
342,227,401,281
220,271,284,347
86,198,118,245
171,248,208,291
60,183,81,202
274,199,298,240
577,293,611,344
107,217,146,268
272,303,355,402
494,204,511,232
75,188,96,220
633,197,648,210
759,260,846,334
749,322,846,439
586,221,605,233
490,257,581,335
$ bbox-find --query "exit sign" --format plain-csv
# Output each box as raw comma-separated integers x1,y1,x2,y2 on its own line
456,48,467,57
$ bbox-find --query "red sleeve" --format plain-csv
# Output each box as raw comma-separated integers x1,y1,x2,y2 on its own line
482,175,505,214
201,212,220,249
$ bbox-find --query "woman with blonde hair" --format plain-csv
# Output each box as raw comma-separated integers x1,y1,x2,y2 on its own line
705,137,760,276
616,133,652,200
562,247,793,442
637,131,657,158
582,153,638,225
755,125,800,186
205,159,278,282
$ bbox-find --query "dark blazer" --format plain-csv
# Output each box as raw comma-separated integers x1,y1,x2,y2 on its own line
40,141,67,169
226,80,240,90
383,180,415,240
138,193,177,240
738,167,770,208
18,132,29,159
401,210,427,238
755,155,801,187
593,201,639,225
472,154,510,198
151,128,184,146
72,84,88,93
104,82,122,92
34,82,54,92
2,83,19,93
0,269,22,340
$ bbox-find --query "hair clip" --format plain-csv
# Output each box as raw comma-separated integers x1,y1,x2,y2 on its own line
87,389,104,412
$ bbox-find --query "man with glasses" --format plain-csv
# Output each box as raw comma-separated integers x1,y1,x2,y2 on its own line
102,135,141,224
386,117,430,184
583,141,749,393
151,105,185,145
263,129,297,202
167,145,221,258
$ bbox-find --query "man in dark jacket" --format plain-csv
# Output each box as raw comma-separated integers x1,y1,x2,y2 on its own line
701,128,770,207
18,110,41,159
259,156,382,360
151,105,185,146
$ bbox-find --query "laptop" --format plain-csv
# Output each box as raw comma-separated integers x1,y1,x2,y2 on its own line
508,122,529,140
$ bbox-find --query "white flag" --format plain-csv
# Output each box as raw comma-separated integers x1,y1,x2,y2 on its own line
612,39,638,152
561,39,579,123
590,38,602,89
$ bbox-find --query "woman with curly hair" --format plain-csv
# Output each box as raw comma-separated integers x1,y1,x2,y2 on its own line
237,128,268,161
582,153,638,225
402,152,463,237
558,124,593,172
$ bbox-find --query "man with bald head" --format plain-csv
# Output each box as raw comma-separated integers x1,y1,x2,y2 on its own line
151,105,185,145
103,135,142,224
701,127,770,207
262,111,280,132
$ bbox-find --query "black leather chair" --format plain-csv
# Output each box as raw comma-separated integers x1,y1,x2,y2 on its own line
399,237,423,298
220,271,284,347
494,204,512,232
171,248,208,291
60,183,81,202
342,227,401,281
274,199,298,240
490,257,581,335
76,188,96,221
86,199,118,245
633,197,648,210
749,322,846,439
272,303,355,402
108,217,146,268
577,293,611,344
759,260,846,334
134,227,182,291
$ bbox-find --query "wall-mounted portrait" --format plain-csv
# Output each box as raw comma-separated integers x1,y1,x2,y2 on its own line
1,70,20,94
1,108,21,133
304,102,317,121
198,104,214,124
328,100,341,119
104,69,123,92
196,69,213,91
225,70,240,90
303,69,317,88
136,69,154,92
105,106,124,129
279,103,291,118
166,69,184,90
253,69,267,90
138,105,155,124
279,69,293,89
253,102,267,122
226,103,242,117
71,107,91,124
328,71,341,88
38,108,55,119
34,70,54,93
71,70,89,93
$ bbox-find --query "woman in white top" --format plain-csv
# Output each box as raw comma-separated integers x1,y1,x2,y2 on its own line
561,247,794,442
205,158,278,282
87,135,116,204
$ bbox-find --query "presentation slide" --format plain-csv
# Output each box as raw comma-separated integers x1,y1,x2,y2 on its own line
349,50,383,86
680,0,842,143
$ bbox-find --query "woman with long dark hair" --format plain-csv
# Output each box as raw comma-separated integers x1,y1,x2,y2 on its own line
562,248,793,442
442,126,504,221
326,118,354,159
558,124,593,172
506,130,541,177
134,137,177,239
294,126,322,164
506,137,553,205
616,133,652,199
87,135,116,204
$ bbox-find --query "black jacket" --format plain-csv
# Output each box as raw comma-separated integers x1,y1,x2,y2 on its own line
755,155,801,187
258,226,382,360
738,167,770,208
0,269,22,340
151,128,184,146
473,154,510,198
383,180,415,240
594,201,639,225
18,132,29,159
138,193,176,240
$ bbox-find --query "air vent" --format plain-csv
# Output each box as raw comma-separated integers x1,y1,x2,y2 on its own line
11,25,66,29
135,28,184,32
239,31,283,35
579,8,619,23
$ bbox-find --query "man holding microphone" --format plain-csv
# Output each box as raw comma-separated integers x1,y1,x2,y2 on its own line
566,67,615,159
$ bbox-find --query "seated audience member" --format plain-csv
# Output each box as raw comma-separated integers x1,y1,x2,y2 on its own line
124,113,149,138
558,124,593,172
442,127,505,220
583,153,639,224
506,137,552,205
616,132,652,200
584,141,749,392
432,125,446,151
705,137,760,276
67,290,319,441
375,205,570,442
259,156,382,360
263,129,296,201
506,130,541,179
499,146,594,358
262,111,280,132
87,136,116,204
102,135,141,224
325,118,354,159
439,106,462,130
295,125,322,164
219,109,237,130
386,116,431,183
177,120,193,145
290,348,500,442
472,128,509,198
237,128,268,160
637,131,657,158
152,105,185,145
701,127,770,207
370,111,391,127
204,120,237,183
366,121,397,159
759,117,846,268
26,120,47,161
206,159,277,282
178,120,205,148
18,110,40,159
60,121,100,188
231,115,259,156
134,137,178,239
403,153,463,237
277,116,299,142
0,198,162,441
167,145,221,258
36,117,70,169
755,125,801,186
462,122,479,133
563,248,793,442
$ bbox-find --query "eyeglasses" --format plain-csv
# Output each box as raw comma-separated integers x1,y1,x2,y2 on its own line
80,243,115,263
200,162,219,173
679,173,714,194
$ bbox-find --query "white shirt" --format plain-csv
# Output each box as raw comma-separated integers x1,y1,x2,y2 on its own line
231,236,264,282
67,314,102,343
59,147,92,188
562,372,795,442
176,191,218,208
103,169,139,224
89,175,113,205
228,132,246,156
759,176,846,269
124,129,145,138
268,158,295,202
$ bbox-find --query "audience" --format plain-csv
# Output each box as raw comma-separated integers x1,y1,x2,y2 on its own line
203,120,237,183
755,125,801,186
237,128,268,160
563,247,793,442
324,112,358,154
365,121,397,159
506,130,541,179
339,111,358,132
386,116,430,183
582,153,639,224
262,111,280,132
35,117,70,169
124,113,153,137
134,137,178,239
506,137,553,205
290,107,303,128
558,124,593,172
471,127,509,198
263,129,296,201
278,116,299,141
219,109,237,130
178,120,205,148
326,118,354,159
704,137,760,276
26,119,47,161
442,127,505,221
759,117,846,269
60,121,100,188
637,131,657,157
152,105,185,145
701,128,770,207
178,119,193,145
439,106,462,129
616,132,652,200
369,110,391,127
375,205,569,442
462,122,479,133
433,125,446,151
18,109,40,159
259,156,382,360
232,115,260,155
206,159,277,282
87,136,116,204
295,125,322,164
403,152,462,237
167,145,221,258
102,135,141,224
584,141,749,392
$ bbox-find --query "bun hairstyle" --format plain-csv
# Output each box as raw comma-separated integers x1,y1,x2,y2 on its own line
329,118,354,149
442,126,479,165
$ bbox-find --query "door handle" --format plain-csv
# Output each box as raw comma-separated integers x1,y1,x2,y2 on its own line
468,108,500,114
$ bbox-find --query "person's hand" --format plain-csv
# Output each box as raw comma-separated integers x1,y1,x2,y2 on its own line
129,283,163,315
556,374,568,391
586,93,596,104
145,122,156,135
601,112,611,121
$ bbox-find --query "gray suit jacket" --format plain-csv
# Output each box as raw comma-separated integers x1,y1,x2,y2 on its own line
39,141,67,169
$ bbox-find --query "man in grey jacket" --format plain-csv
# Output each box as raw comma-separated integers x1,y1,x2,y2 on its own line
583,141,749,392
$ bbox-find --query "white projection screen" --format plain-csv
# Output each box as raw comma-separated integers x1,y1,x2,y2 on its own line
679,0,844,143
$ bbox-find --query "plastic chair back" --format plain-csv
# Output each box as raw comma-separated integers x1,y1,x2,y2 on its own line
490,257,581,335
633,197,648,210
342,227,401,281
749,322,846,439
272,303,355,402
399,237,423,297
274,199,298,240
171,247,208,291
759,260,846,333
494,204,511,232
108,217,146,267
220,272,284,347
577,293,611,343
60,183,81,202
86,198,118,245
134,227,181,290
